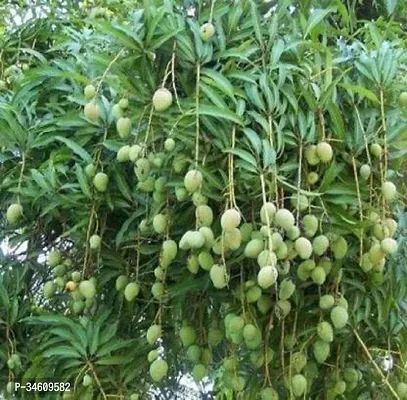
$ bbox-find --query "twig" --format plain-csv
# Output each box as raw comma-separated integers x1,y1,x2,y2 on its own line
96,48,125,93
351,156,364,265
17,152,26,204
195,62,201,166
353,328,400,399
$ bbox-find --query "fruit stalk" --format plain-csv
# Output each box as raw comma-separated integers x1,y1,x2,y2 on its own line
353,329,400,399
16,151,26,204
268,115,278,204
195,62,201,166
295,140,303,224
96,48,125,93
351,156,364,265
87,362,107,400
379,89,388,174
171,41,183,112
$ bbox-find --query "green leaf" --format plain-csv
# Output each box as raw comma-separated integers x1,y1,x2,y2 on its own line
386,0,398,15
42,346,82,360
305,8,336,38
340,84,379,104
262,139,276,168
250,0,264,48
96,354,135,365
96,339,136,358
75,165,91,199
224,149,257,168
0,279,10,308
243,128,262,154
197,104,243,125
55,136,92,163
113,166,132,201
201,68,235,99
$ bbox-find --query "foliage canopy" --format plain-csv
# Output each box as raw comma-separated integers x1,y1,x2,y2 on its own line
1,0,407,399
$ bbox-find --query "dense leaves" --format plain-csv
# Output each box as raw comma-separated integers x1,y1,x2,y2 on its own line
1,1,407,399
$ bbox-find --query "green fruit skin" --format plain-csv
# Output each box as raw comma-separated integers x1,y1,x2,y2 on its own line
72,300,85,314
210,264,228,288
89,234,101,249
93,172,109,192
317,321,334,343
116,117,132,138
316,142,333,162
312,235,329,256
261,387,279,400
112,104,124,119
200,22,215,41
147,324,162,345
221,209,241,231
370,143,382,158
192,363,208,380
6,203,23,224
279,279,295,300
208,328,223,347
397,382,407,399
118,98,129,109
83,374,92,387
196,205,214,227
330,306,348,329
291,374,307,397
399,92,407,106
295,237,313,259
79,280,96,299
319,295,335,310
382,181,397,202
124,282,140,301
175,187,188,202
186,345,201,362
149,359,168,382
44,281,56,298
198,251,214,271
47,250,61,267
184,170,202,193
307,172,319,185
85,163,96,178
153,214,168,234
164,138,175,152
148,349,158,363
180,326,197,347
7,382,15,394
360,164,371,180
257,266,278,289
313,339,330,364
84,84,96,99
117,145,130,162
277,299,291,316
311,266,326,285
275,209,295,231
244,239,264,258
305,145,320,165
246,286,262,303
302,214,318,238
257,295,272,314
151,282,164,299
84,102,100,120
260,202,276,224
152,88,173,111
331,237,348,259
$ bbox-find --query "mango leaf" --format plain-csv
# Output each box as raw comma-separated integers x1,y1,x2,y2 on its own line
55,136,92,163
340,83,379,104
197,104,243,125
304,8,336,38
